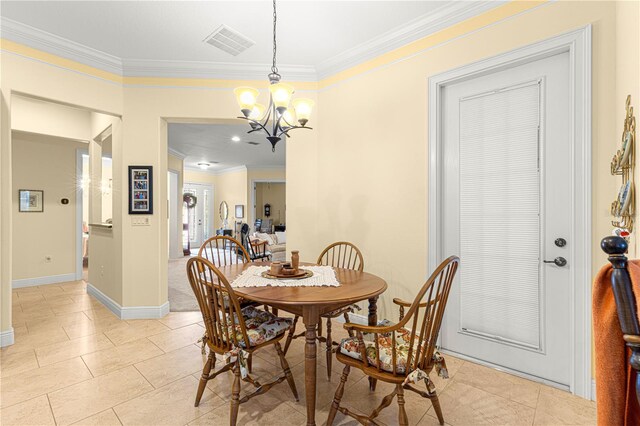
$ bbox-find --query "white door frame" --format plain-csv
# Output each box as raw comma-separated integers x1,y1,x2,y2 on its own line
76,149,87,280
428,26,592,399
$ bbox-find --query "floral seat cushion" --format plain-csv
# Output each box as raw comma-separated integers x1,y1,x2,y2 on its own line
229,306,293,348
339,320,418,374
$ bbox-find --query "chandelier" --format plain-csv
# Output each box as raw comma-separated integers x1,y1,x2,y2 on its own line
234,0,314,152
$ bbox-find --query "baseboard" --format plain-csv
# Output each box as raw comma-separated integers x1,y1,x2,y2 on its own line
121,302,170,320
0,328,15,347
87,283,170,320
12,273,78,288
591,379,596,401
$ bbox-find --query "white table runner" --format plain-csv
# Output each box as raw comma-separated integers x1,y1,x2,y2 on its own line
231,265,340,288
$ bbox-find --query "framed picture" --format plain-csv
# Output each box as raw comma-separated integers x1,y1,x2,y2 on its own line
128,166,153,214
235,204,244,219
19,189,44,212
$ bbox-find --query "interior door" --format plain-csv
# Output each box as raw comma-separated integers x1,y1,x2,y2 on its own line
440,52,571,386
183,183,213,248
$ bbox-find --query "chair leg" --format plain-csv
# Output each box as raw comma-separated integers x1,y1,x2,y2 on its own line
283,316,299,355
326,364,350,425
317,317,322,337
247,353,253,373
194,350,215,407
397,384,409,426
325,318,333,379
230,361,242,426
275,341,299,401
429,391,445,425
343,312,354,337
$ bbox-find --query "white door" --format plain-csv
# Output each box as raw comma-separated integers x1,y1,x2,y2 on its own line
441,52,571,386
183,183,213,249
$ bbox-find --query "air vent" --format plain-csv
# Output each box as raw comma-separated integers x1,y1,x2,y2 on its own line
203,25,255,56
247,141,260,146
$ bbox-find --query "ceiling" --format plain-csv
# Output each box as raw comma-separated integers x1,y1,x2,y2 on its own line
3,1,502,169
168,122,285,172
0,1,502,79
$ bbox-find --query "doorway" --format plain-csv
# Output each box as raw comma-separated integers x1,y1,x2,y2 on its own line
252,181,286,233
428,27,591,397
183,182,213,250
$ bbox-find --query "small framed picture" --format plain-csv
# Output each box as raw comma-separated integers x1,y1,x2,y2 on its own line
235,204,244,219
128,166,153,214
19,189,44,212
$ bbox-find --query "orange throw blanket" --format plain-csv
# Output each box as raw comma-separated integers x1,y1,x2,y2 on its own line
593,260,640,426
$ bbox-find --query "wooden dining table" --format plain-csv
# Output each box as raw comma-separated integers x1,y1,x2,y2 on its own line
218,261,388,426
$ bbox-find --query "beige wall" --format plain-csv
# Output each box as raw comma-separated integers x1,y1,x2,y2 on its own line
255,182,286,228
88,113,123,304
246,167,286,228
1,48,123,335
1,2,638,361
312,1,628,319
616,1,640,255
11,95,91,141
184,167,287,236
11,134,85,281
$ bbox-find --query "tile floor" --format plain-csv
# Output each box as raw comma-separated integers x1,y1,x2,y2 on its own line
1,280,597,425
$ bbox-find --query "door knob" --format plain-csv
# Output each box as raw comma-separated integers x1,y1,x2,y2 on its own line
544,257,567,267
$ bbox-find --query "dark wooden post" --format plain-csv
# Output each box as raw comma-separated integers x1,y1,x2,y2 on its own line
601,236,640,407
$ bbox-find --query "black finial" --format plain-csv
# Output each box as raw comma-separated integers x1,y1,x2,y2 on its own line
601,235,628,255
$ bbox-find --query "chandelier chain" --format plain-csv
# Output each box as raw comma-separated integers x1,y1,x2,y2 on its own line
271,0,278,75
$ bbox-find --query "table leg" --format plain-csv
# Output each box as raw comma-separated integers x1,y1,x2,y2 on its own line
303,308,319,426
368,296,379,391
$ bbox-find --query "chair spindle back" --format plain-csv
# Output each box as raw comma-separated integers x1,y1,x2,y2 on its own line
355,256,459,376
186,256,251,352
317,242,364,272
198,235,250,267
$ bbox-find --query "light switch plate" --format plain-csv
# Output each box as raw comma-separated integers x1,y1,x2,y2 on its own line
132,216,150,226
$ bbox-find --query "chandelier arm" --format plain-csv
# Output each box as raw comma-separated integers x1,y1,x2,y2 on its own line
277,126,313,138
236,117,273,137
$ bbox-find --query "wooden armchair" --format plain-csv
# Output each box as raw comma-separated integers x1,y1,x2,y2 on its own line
240,223,271,262
283,241,364,379
186,256,298,425
327,255,459,426
198,235,250,267
601,236,640,409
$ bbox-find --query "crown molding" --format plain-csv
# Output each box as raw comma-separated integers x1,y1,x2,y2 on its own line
184,164,250,176
0,16,315,81
315,1,506,80
1,2,504,82
246,165,285,171
168,147,187,159
0,17,123,75
122,59,317,81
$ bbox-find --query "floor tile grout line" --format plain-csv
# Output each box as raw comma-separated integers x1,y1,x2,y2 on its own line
132,363,158,390
111,407,125,425
80,354,95,378
45,394,59,426
0,357,99,410
146,336,168,354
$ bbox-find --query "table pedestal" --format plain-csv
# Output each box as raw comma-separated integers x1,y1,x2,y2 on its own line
300,297,379,426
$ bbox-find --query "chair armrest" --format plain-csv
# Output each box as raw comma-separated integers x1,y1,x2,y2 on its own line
342,320,405,334
393,297,430,308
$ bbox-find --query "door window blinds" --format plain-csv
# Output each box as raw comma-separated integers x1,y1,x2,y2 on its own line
458,81,542,349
